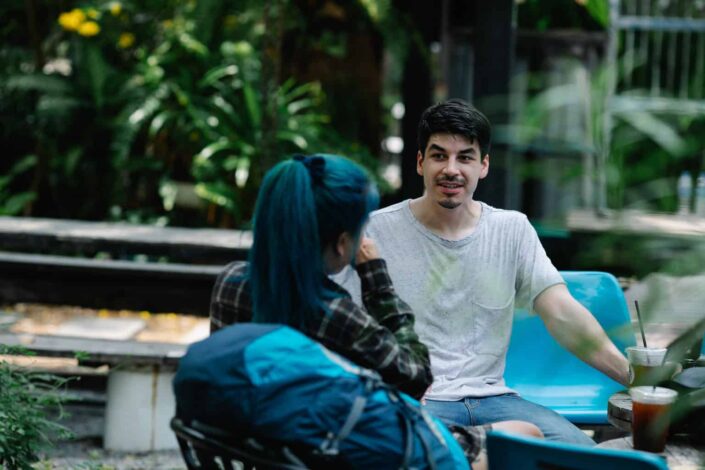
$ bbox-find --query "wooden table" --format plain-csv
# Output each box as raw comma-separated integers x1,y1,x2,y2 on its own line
598,436,705,469
606,392,705,468
608,391,633,431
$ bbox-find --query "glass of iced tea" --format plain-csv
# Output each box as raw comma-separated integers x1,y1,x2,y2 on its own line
629,386,677,453
626,346,668,386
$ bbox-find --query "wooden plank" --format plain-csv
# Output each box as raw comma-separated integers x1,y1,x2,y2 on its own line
617,16,705,33
0,252,222,315
611,95,705,115
567,209,705,239
0,332,185,367
0,216,251,264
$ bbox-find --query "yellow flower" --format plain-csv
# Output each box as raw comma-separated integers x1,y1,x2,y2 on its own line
87,8,100,19
109,2,122,16
78,21,101,37
118,32,135,48
58,9,86,31
162,19,174,30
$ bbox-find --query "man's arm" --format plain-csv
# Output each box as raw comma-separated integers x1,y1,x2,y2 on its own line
534,283,630,386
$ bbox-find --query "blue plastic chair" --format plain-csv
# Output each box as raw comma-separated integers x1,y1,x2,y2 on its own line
504,271,636,425
487,430,669,470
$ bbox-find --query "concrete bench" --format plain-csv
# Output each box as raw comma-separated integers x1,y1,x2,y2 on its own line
1,331,186,452
0,216,249,451
0,251,222,315
0,215,251,264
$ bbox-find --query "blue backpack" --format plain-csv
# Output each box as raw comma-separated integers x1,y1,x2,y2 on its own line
173,323,469,470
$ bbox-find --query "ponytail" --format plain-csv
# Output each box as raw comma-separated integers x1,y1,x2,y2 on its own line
248,154,379,328
249,160,323,328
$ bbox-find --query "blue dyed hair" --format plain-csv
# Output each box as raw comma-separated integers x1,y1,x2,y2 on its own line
248,154,379,328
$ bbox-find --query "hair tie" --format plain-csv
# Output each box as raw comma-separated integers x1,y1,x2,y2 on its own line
293,154,325,186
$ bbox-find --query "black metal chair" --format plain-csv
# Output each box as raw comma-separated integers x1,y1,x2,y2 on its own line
170,417,348,470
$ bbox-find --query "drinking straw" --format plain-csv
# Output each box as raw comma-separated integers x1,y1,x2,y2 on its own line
634,300,660,392
634,300,648,348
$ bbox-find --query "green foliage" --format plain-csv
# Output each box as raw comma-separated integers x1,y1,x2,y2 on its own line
0,155,37,215
0,346,72,470
582,0,610,27
109,1,380,226
1,0,385,227
518,0,608,31
511,54,699,214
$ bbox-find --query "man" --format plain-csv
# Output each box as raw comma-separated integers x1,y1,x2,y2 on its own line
336,99,629,445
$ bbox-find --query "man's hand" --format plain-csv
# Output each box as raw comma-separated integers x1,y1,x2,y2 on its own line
355,236,380,265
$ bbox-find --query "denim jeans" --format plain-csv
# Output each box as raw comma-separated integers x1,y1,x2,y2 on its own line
423,394,595,446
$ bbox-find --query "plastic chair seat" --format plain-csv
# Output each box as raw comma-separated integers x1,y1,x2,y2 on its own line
487,430,669,469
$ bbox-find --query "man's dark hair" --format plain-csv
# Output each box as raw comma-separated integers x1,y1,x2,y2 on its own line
417,99,491,158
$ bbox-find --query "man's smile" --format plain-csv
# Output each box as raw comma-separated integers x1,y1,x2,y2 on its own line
436,178,465,195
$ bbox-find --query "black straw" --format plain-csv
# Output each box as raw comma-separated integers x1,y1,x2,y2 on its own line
634,300,648,348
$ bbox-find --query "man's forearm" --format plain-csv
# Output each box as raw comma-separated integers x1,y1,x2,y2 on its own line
535,285,630,386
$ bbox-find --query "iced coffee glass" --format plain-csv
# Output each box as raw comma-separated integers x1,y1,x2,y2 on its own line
626,346,668,386
629,386,677,453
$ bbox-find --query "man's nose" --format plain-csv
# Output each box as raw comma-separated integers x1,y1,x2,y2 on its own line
443,158,459,175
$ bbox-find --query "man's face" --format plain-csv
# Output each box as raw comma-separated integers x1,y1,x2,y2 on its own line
417,133,489,210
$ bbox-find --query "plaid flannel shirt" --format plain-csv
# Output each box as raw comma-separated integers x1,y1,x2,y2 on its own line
209,258,433,399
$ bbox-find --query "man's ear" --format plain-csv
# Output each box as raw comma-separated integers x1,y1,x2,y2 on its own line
480,154,490,179
416,150,424,176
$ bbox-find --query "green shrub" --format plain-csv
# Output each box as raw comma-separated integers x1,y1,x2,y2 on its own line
0,346,71,470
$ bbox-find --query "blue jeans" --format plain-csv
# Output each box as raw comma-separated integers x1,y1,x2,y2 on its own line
423,394,595,446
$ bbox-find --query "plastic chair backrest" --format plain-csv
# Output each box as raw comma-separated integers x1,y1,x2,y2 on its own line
487,430,669,470
170,417,344,470
504,271,636,424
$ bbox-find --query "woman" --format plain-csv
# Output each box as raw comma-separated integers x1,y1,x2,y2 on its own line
209,154,541,469
210,153,432,398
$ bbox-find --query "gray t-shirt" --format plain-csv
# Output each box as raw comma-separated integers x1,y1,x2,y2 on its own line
335,200,564,400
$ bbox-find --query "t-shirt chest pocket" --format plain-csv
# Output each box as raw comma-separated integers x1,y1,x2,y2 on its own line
471,278,515,356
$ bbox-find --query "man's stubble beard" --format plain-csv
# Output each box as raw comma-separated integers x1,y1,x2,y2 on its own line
438,199,462,209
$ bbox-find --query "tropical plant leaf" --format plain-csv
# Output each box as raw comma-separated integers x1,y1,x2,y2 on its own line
194,140,242,163
148,110,176,139
36,96,83,117
0,192,36,215
198,64,239,88
583,0,609,27
194,182,237,210
177,32,209,57
8,154,38,177
276,130,308,150
665,316,705,364
242,81,261,128
84,43,109,109
4,74,72,95
619,112,688,156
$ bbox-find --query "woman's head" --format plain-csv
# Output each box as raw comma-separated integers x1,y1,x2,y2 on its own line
248,154,379,327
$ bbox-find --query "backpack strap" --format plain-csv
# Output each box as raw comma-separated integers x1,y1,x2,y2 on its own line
392,390,445,470
413,419,439,470
391,391,415,469
317,394,367,456
317,376,377,456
